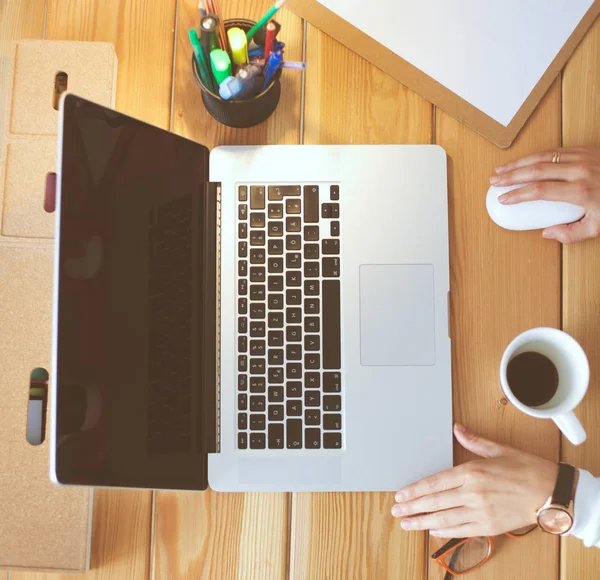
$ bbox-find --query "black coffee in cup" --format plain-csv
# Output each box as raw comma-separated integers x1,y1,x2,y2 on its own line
506,351,559,407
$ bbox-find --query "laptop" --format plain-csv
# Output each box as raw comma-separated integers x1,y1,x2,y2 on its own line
50,94,452,492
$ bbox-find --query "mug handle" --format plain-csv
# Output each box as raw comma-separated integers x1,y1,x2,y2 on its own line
553,412,587,446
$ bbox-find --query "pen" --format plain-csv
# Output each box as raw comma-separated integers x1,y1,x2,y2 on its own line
264,22,277,62
251,59,307,70
262,49,284,91
189,28,217,93
246,0,287,42
228,27,249,66
210,49,232,85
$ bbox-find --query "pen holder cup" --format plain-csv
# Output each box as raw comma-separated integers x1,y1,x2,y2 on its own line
193,18,282,129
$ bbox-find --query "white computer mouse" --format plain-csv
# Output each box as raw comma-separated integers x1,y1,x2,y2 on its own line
486,183,585,231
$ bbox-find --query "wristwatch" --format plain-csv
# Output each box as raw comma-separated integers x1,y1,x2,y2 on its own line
536,462,579,535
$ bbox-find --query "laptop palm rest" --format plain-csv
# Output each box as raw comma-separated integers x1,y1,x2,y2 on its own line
239,456,342,486
360,265,436,366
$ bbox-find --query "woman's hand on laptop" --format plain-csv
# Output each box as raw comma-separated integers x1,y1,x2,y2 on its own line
390,423,557,537
491,146,600,244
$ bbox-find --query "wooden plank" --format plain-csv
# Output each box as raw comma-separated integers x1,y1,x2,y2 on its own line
13,0,176,577
152,2,303,579
288,25,432,580
561,15,600,580
0,0,46,152
0,571,7,580
431,82,563,580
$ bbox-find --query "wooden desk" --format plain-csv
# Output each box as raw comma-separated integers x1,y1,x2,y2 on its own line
1,0,599,578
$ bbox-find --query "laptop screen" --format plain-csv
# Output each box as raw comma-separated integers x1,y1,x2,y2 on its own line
54,95,214,490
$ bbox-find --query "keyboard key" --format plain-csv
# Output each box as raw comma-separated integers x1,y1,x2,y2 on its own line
268,221,284,237
238,393,248,411
305,410,320,426
286,289,302,305
268,423,284,448
324,372,341,393
238,336,247,352
250,321,265,337
250,358,265,374
239,279,248,295
250,432,266,449
250,285,266,301
305,391,321,407
286,401,302,417
268,186,283,201
238,355,247,372
238,260,247,276
286,326,302,342
286,217,301,232
250,396,266,412
305,335,320,351
305,428,321,449
324,432,342,449
239,223,248,239
332,203,340,218
269,367,284,383
286,363,302,379
286,344,302,360
250,377,266,392
322,257,340,277
268,349,284,365
323,280,341,369
304,185,319,223
268,386,284,402
239,204,248,220
250,303,266,319
238,413,248,429
305,298,320,314
286,234,301,250
250,340,265,356
331,221,340,237
330,185,340,200
323,395,341,412
305,353,320,369
286,271,301,287
268,312,284,328
250,186,265,210
250,231,265,246
268,275,284,291
268,330,284,346
238,298,248,315
304,244,319,260
268,294,284,310
238,317,248,333
250,267,265,282
238,432,248,449
269,185,300,200
286,419,303,448
238,374,248,390
287,382,302,397
268,404,284,421
305,372,320,389
268,239,283,255
250,212,265,227
250,248,265,264
322,203,340,219
268,203,283,219
304,263,319,278
304,226,319,241
239,185,248,202
324,414,342,430
268,257,284,273
305,317,320,333
286,198,301,214
239,241,248,258
322,239,340,255
286,308,301,323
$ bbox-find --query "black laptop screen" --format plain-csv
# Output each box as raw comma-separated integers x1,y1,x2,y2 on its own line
55,95,212,490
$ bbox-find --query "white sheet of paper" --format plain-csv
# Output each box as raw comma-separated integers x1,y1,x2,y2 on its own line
315,0,593,126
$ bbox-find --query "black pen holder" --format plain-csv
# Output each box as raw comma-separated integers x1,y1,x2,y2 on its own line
193,19,282,129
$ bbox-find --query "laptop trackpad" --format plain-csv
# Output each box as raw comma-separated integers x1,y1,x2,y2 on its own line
360,265,435,366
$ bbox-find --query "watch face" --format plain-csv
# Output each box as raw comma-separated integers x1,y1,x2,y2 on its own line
538,507,573,534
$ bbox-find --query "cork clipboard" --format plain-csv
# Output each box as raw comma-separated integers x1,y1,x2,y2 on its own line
288,0,600,148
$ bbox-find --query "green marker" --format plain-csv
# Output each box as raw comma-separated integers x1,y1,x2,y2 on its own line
188,28,217,93
246,0,287,42
210,49,232,86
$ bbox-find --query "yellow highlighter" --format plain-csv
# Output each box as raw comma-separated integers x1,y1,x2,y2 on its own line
227,27,248,66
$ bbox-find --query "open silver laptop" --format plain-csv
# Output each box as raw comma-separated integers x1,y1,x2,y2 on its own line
50,95,452,492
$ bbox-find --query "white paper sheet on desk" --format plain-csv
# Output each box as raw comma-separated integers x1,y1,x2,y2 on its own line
316,0,594,126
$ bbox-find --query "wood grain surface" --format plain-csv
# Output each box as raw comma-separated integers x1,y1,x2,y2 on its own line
561,15,600,580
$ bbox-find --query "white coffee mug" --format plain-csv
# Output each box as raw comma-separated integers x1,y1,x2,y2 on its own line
500,327,589,446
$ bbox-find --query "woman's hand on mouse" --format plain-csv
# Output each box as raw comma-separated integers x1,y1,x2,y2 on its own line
490,147,600,244
391,423,557,538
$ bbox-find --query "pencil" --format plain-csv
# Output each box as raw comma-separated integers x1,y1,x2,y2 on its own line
246,0,287,42
210,0,229,54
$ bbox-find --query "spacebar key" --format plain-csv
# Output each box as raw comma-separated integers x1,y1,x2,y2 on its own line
323,280,341,369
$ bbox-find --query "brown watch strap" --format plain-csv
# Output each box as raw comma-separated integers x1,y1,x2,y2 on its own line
552,463,576,507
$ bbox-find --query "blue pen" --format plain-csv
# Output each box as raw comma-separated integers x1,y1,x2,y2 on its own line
262,50,284,91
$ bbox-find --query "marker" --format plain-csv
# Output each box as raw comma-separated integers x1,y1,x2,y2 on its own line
209,0,229,53
262,49,284,91
264,22,277,62
189,28,217,93
228,27,249,66
210,49,232,85
200,15,220,55
246,0,287,42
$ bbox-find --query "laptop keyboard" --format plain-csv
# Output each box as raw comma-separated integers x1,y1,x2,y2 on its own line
237,184,343,451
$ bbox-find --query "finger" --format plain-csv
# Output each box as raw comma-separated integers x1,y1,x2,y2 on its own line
495,148,590,174
491,162,586,186
391,489,465,518
497,182,584,205
429,524,482,539
395,466,467,503
454,423,513,459
400,507,472,531
543,216,600,244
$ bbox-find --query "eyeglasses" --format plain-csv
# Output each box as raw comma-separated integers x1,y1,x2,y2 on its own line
430,524,537,578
